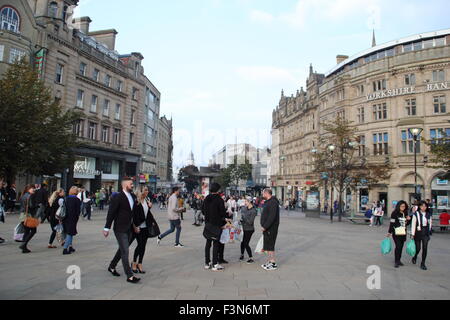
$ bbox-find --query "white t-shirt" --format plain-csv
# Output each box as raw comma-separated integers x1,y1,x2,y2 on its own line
140,200,148,229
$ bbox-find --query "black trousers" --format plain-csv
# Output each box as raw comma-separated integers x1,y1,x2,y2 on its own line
393,235,406,264
133,228,149,264
22,226,37,248
205,238,224,266
110,231,133,278
49,216,58,245
414,232,430,265
241,230,254,258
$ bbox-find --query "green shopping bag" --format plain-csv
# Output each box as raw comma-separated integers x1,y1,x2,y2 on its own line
406,240,416,257
380,238,392,255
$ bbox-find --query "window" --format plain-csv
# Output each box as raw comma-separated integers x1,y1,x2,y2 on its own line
62,5,68,22
135,62,140,78
147,109,154,121
101,126,110,143
113,129,121,145
132,87,138,100
79,63,87,76
403,43,413,52
372,79,386,92
131,109,136,125
0,7,20,33
0,45,4,61
357,107,365,123
93,69,100,81
88,122,97,140
430,128,450,144
73,120,84,137
358,135,366,157
401,130,421,154
432,70,445,82
413,41,422,51
373,103,388,120
76,90,84,108
104,74,111,87
103,99,110,117
101,160,112,174
90,95,98,113
115,104,121,120
48,1,58,18
358,85,365,96
129,133,134,148
405,98,417,116
433,95,446,114
435,37,446,47
116,80,123,92
405,74,416,86
373,133,389,155
55,63,64,84
9,48,26,63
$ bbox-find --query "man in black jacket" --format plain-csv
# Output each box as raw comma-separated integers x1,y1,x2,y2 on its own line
202,183,229,271
261,188,280,271
35,183,49,223
103,178,140,284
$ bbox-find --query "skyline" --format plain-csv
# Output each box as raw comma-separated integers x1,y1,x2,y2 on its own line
73,0,450,173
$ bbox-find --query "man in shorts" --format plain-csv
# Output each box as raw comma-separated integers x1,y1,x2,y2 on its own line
260,188,280,271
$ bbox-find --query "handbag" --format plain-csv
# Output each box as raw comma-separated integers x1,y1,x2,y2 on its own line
147,222,161,238
56,198,67,220
203,222,222,241
23,198,40,229
394,226,406,236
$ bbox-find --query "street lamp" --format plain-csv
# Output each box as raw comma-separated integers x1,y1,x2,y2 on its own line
327,145,336,222
408,128,423,202
280,156,286,202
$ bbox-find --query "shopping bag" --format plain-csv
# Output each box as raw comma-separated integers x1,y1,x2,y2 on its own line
54,223,66,244
406,240,416,257
234,227,242,242
380,238,392,255
255,235,264,254
220,228,230,244
14,223,25,242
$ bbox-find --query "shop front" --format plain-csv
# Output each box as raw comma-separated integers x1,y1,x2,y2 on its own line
431,176,450,213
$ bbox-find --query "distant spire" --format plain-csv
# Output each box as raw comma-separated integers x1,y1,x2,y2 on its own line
281,89,284,97
372,29,377,47
309,63,313,75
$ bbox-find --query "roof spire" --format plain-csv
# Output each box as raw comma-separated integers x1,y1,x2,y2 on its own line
372,29,377,47
309,63,313,75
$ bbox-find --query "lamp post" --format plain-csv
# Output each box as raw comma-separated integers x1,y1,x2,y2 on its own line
327,145,336,223
408,128,423,202
280,156,286,202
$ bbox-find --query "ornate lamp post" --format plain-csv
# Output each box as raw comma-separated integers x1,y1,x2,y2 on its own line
408,128,423,202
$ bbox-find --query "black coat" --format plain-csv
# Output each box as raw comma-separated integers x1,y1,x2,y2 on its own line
105,191,137,233
132,200,156,229
35,188,49,206
388,211,411,235
202,194,227,228
261,197,280,231
63,196,81,236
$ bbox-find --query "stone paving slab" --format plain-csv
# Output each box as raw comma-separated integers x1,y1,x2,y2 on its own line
0,207,449,300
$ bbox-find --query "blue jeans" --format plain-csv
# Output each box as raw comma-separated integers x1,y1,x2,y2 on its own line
64,235,73,249
159,219,182,245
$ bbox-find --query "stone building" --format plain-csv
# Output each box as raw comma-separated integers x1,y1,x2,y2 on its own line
271,29,450,214
156,115,173,192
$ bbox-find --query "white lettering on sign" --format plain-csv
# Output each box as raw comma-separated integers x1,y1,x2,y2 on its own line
74,158,102,176
427,82,449,91
367,82,450,102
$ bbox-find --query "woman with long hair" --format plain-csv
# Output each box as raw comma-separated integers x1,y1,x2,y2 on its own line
48,189,65,248
239,197,257,264
62,186,81,255
19,185,38,253
386,200,411,268
131,187,156,273
411,200,432,270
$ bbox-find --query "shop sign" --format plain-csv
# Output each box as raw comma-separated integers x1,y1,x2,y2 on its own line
367,82,449,102
437,179,448,185
74,158,101,177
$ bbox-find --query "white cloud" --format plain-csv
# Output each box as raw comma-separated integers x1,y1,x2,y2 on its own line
250,10,274,23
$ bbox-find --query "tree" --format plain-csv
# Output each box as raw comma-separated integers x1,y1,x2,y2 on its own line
313,117,392,222
218,157,253,194
424,132,450,179
177,165,200,192
0,59,81,184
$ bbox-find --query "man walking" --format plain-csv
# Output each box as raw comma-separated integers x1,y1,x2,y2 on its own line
103,178,140,284
157,187,185,247
35,183,49,223
261,188,280,271
78,187,91,219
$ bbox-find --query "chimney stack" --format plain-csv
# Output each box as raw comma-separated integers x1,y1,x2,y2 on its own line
72,16,92,34
89,29,118,50
336,55,349,64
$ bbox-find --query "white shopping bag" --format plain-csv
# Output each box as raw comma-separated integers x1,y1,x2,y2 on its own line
220,228,230,244
255,235,264,254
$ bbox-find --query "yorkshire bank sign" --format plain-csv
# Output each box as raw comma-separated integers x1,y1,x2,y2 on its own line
366,82,449,101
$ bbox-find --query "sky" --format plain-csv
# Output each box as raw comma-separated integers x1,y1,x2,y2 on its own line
74,0,450,173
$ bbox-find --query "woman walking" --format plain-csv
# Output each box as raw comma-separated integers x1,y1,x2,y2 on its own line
386,201,411,268
19,185,38,254
239,196,257,264
48,189,65,249
131,187,156,274
62,186,81,255
411,200,432,270
373,201,384,226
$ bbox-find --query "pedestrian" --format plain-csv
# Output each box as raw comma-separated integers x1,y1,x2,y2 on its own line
260,188,280,271
77,187,91,219
157,187,185,248
6,183,17,214
178,195,185,220
226,196,237,220
35,183,49,223
63,186,81,255
411,200,433,270
99,189,106,210
19,185,39,254
439,211,449,231
48,189,65,249
386,201,411,268
131,187,156,274
103,178,141,284
202,183,228,271
239,196,257,264
373,201,384,226
284,199,290,211
192,193,200,226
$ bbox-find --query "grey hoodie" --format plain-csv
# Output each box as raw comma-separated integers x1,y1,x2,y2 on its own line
240,206,257,231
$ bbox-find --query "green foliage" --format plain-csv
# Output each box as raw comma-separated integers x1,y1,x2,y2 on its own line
424,133,450,171
218,160,253,189
178,165,200,192
0,59,80,183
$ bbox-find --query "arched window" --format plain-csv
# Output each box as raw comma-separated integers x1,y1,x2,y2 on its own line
48,1,58,18
62,5,68,22
0,7,20,33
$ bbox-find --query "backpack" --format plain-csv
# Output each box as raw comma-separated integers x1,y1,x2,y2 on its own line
56,198,67,220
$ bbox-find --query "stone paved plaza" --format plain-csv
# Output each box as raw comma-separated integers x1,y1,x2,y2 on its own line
0,207,449,300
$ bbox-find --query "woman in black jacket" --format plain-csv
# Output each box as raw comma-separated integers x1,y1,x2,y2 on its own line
386,201,411,268
131,187,156,274
63,186,81,255
19,185,39,254
48,189,65,248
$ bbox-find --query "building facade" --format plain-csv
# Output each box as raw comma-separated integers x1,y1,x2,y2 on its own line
156,115,173,192
272,29,450,214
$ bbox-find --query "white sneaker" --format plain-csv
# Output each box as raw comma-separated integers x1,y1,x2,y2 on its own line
212,264,224,271
261,262,271,269
156,236,161,245
204,263,212,270
263,262,278,271
174,243,184,248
